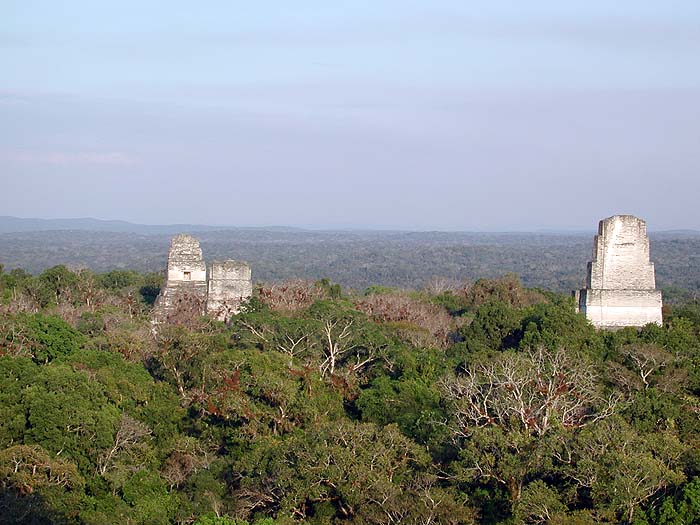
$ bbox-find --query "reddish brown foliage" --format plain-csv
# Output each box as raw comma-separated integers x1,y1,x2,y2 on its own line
354,292,455,347
257,280,325,312
161,291,206,328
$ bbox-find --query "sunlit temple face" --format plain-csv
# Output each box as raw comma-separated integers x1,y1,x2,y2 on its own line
576,215,662,329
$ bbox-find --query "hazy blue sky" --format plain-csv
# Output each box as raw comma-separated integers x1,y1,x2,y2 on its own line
2,1,700,230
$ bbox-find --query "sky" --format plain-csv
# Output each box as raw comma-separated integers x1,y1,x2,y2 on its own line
2,0,700,231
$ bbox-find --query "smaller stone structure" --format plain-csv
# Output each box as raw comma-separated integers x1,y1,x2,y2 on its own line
575,215,662,329
154,234,252,323
207,260,253,322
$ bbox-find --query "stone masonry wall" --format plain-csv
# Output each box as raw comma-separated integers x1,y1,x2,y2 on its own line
154,234,208,321
577,215,662,328
587,215,656,290
206,260,253,321
154,235,252,323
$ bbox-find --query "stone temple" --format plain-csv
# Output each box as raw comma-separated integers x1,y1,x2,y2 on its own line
575,215,662,329
154,234,252,323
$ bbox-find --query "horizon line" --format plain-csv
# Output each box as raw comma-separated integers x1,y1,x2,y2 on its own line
2,215,700,235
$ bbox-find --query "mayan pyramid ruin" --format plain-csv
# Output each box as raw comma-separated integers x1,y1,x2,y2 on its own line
575,215,663,328
154,234,252,323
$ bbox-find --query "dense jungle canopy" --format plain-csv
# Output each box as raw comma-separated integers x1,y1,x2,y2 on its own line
1,265,699,524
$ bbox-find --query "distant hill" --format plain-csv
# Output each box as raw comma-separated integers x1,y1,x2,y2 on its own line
0,216,306,235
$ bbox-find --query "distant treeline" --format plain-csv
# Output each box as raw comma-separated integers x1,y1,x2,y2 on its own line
1,230,699,300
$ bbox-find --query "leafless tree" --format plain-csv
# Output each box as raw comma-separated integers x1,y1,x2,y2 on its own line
161,437,213,488
442,347,620,437
75,269,105,310
3,290,40,314
163,291,206,328
97,414,152,475
239,319,316,366
320,318,354,377
0,316,32,357
620,344,673,389
422,276,461,295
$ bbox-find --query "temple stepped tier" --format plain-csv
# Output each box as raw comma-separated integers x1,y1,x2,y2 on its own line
575,215,662,329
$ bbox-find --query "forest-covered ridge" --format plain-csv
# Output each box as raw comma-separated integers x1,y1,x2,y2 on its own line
1,264,700,524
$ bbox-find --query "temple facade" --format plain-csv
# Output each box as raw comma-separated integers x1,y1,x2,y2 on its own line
154,234,252,323
575,215,662,328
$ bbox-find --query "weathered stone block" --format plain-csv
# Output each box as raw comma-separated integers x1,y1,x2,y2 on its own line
206,260,253,321
578,289,662,328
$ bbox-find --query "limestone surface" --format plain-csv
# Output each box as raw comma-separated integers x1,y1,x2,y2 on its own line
206,260,253,321
153,234,208,322
154,234,252,323
575,215,662,328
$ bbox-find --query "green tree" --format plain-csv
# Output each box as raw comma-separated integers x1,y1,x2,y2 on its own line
0,357,39,446
460,299,522,351
556,417,686,524
22,363,121,471
514,480,568,524
98,269,142,290
6,313,86,363
641,477,700,525
32,265,79,306
0,444,85,524
235,421,473,524
518,298,603,355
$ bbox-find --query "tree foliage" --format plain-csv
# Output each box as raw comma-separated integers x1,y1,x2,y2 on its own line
0,269,699,524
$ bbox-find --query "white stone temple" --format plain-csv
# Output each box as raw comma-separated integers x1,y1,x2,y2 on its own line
575,215,663,328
